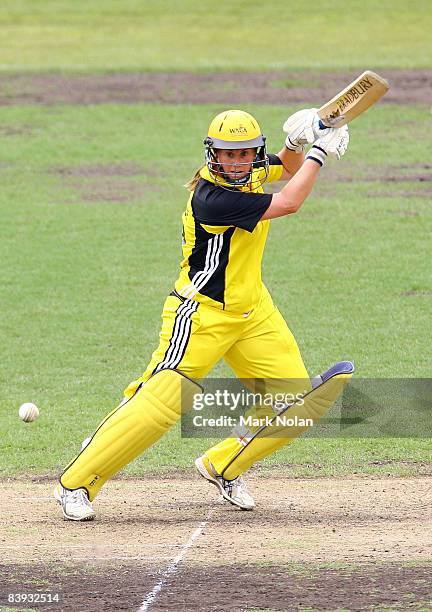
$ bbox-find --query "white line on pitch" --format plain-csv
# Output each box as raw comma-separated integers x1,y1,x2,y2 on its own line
137,502,220,612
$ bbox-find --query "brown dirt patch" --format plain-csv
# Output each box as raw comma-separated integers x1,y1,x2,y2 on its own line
313,161,432,202
50,163,159,204
267,162,432,201
0,124,34,136
386,175,432,183
400,290,432,297
0,476,431,610
388,209,421,216
65,178,153,204
321,162,432,185
53,162,143,178
0,69,430,106
369,190,432,199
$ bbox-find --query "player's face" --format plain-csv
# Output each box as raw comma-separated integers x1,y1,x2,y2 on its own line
215,148,256,180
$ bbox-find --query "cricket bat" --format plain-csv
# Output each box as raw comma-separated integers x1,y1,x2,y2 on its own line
317,70,389,128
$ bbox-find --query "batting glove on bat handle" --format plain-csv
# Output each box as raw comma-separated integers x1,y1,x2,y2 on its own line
283,108,326,151
308,125,350,163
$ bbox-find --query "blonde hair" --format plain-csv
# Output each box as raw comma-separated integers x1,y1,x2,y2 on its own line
184,164,205,191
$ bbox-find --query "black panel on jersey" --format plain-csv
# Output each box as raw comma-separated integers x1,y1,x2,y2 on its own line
192,179,271,233
267,153,283,166
188,221,235,306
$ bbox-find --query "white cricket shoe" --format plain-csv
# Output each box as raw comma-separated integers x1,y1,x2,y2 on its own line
53,483,95,521
195,455,255,510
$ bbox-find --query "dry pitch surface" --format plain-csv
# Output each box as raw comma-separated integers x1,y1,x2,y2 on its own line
1,475,431,611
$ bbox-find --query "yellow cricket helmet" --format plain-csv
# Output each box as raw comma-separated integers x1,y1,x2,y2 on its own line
204,110,269,190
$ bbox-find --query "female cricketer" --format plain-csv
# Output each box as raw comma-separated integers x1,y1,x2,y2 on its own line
54,108,353,520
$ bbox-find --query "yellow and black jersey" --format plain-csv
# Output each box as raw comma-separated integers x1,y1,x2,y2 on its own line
174,154,284,313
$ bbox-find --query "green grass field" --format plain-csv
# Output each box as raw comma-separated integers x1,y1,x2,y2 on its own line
0,1,430,480
0,0,430,72
1,101,430,476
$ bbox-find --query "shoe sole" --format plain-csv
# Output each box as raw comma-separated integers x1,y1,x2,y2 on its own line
53,486,95,522
194,457,253,511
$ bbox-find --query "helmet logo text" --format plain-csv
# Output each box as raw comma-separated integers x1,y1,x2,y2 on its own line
229,125,248,134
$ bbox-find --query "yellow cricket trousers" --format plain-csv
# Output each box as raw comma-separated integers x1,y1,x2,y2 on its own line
123,285,311,478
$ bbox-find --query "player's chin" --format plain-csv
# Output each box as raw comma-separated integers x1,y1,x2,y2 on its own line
227,172,248,180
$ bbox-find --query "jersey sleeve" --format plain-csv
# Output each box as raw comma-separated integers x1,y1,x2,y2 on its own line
192,180,272,233
266,153,284,183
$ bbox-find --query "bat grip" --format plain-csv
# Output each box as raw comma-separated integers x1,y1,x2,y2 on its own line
318,119,328,130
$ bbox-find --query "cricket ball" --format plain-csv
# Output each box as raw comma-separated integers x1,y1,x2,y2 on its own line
18,402,40,423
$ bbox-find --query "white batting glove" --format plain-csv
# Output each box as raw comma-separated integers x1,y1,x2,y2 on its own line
305,125,349,166
283,108,329,152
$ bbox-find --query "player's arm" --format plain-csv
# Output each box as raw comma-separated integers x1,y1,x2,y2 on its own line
261,159,320,220
275,145,304,180
262,124,349,221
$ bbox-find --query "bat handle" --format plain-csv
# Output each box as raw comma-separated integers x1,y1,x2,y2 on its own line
318,119,328,130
